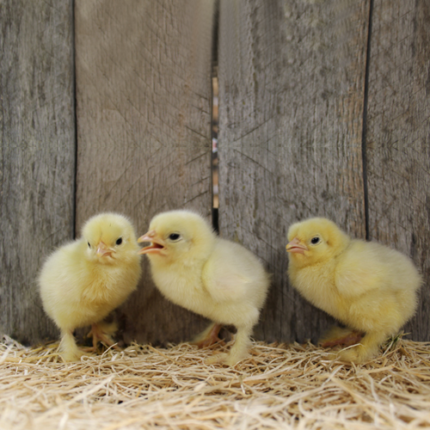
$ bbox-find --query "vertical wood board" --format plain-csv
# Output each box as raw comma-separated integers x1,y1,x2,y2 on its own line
218,0,369,342
366,0,430,340
75,0,215,345
0,0,75,343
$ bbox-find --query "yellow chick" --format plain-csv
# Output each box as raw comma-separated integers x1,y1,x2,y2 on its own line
286,217,422,363
138,210,270,366
39,213,142,361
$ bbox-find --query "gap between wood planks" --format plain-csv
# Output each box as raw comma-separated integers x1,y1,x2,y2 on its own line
211,0,220,233
361,0,374,241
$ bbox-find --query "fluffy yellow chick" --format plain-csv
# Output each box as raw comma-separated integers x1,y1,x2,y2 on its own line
39,213,142,361
286,217,422,363
138,210,270,366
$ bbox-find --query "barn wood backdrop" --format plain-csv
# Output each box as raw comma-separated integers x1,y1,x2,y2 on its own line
1,0,429,346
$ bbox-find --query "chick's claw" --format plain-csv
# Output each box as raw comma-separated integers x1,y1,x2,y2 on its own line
205,353,228,366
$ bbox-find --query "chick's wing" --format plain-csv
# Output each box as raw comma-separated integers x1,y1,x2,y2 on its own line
335,240,387,297
202,239,254,303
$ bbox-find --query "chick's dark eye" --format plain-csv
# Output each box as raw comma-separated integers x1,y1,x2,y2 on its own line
116,238,123,245
311,237,320,245
88,242,91,248
168,233,180,241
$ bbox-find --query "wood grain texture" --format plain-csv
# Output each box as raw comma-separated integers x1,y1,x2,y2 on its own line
366,0,430,340
0,0,75,343
75,0,215,345
218,0,369,343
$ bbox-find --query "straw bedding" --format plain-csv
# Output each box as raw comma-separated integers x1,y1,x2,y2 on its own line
1,335,429,429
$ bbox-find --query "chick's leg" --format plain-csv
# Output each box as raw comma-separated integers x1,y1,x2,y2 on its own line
205,324,252,366
88,321,120,351
59,330,84,362
225,324,253,366
191,322,222,348
337,331,388,363
336,293,403,363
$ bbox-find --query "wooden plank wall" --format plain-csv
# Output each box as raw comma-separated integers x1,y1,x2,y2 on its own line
74,0,215,346
218,0,430,342
2,0,429,346
0,0,75,343
366,0,430,340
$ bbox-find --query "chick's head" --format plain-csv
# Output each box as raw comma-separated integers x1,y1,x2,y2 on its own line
138,210,215,265
286,217,350,268
82,213,140,265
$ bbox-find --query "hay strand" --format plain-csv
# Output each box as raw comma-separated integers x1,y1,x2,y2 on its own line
0,335,429,429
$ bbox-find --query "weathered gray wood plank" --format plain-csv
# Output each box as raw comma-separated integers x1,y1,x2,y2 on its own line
218,0,369,343
75,0,215,345
366,0,430,340
0,0,75,344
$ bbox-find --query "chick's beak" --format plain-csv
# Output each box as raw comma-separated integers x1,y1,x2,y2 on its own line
138,231,165,255
286,237,308,254
97,241,115,258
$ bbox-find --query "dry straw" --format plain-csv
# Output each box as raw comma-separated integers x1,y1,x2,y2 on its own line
1,334,429,429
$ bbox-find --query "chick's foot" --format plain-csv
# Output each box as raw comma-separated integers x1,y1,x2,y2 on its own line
338,330,389,363
320,327,364,348
337,344,378,363
205,353,228,365
191,323,223,348
88,322,120,351
205,326,252,366
60,348,86,362
59,330,90,362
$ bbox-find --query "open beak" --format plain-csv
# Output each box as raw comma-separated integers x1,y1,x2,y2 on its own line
286,237,308,254
97,241,115,258
138,231,165,255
